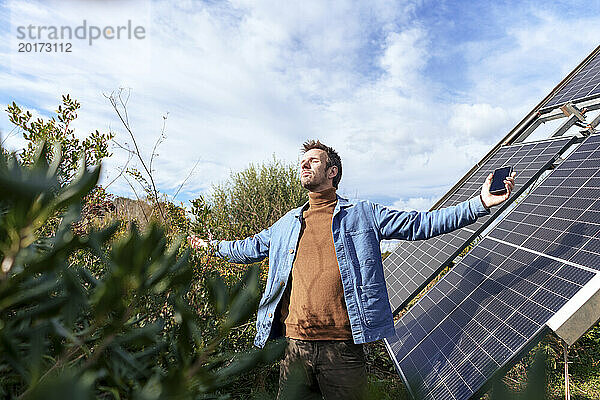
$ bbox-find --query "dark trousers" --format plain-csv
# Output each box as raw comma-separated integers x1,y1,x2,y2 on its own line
277,338,367,400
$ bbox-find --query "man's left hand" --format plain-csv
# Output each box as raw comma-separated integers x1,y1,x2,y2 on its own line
480,171,517,209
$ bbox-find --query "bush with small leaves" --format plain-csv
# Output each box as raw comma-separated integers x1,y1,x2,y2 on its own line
6,95,113,185
0,142,284,399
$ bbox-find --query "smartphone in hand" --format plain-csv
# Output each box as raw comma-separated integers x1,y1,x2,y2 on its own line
489,166,513,195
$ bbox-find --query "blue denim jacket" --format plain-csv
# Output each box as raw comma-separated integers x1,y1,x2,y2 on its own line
214,195,489,348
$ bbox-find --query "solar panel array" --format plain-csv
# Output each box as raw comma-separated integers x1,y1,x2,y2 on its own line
386,133,600,400
543,49,600,109
384,137,575,313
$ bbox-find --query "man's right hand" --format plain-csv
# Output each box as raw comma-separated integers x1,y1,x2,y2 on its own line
187,235,209,250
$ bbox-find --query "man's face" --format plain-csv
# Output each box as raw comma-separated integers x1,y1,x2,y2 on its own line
300,149,333,191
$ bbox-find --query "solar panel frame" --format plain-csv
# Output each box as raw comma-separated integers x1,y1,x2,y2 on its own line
385,133,600,400
541,49,600,111
384,136,577,314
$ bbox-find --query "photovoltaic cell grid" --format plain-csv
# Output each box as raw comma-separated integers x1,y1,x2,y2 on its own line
384,137,575,314
488,134,600,271
543,49,600,109
386,240,596,400
385,134,600,400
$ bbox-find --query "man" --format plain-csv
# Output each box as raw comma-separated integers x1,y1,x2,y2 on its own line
189,140,516,399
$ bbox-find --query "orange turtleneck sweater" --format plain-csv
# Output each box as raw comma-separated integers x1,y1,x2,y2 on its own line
279,187,353,340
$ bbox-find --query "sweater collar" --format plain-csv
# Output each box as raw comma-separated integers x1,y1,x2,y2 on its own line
308,187,337,207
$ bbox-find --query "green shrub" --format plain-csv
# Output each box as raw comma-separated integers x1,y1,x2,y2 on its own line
0,142,284,399
6,95,112,186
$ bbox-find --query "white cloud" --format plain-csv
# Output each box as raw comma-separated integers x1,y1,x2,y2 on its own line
391,196,438,211
448,103,513,142
380,28,429,91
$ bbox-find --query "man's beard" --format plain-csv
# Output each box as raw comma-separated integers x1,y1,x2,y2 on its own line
301,180,320,191
301,172,326,191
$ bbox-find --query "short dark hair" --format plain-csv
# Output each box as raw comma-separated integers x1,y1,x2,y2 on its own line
301,139,342,189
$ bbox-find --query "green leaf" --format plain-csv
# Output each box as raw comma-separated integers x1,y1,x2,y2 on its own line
206,274,229,316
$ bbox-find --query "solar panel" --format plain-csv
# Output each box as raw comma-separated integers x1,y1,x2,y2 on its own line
489,134,600,271
386,240,596,400
385,133,600,400
384,137,575,314
543,49,600,110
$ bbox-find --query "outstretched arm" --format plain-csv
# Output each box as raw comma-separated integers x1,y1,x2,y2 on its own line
373,171,516,240
188,227,271,264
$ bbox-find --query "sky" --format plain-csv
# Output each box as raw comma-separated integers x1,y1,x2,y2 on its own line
1,0,599,211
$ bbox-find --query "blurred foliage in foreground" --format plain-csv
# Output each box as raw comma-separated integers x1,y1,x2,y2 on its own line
0,142,284,399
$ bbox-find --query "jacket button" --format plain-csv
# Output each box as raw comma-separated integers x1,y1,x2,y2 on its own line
280,281,285,286
289,249,294,254
269,312,273,318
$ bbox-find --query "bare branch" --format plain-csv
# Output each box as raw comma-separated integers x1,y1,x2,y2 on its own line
105,89,168,229
117,87,131,126
104,142,134,189
172,156,201,201
150,112,168,173
111,138,136,155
